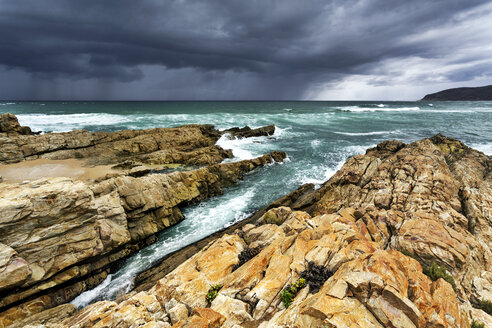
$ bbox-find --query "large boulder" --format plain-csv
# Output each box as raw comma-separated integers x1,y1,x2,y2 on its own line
0,113,32,135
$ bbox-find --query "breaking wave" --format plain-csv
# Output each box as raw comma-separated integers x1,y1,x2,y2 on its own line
338,106,420,112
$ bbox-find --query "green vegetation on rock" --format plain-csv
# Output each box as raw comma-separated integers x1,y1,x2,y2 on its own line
422,262,456,291
471,320,485,328
477,299,492,315
205,284,223,304
263,211,282,225
398,251,458,292
280,278,306,308
438,142,465,155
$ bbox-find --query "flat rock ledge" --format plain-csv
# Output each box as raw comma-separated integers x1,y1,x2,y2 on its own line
2,132,492,328
0,112,276,167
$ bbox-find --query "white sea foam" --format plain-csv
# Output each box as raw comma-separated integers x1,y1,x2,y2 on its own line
471,143,492,155
311,139,321,147
216,125,289,161
193,188,255,227
340,106,420,112
272,126,291,138
160,114,194,123
298,162,343,187
216,133,256,160
425,109,474,113
0,102,16,106
72,187,256,308
377,104,386,107
296,144,374,187
16,113,133,132
344,144,375,154
283,108,293,111
333,130,398,136
71,274,113,308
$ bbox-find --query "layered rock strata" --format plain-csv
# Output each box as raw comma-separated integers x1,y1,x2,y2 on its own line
0,114,285,326
2,133,491,327
0,113,275,167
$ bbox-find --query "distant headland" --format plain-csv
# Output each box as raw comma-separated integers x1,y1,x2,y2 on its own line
421,84,492,101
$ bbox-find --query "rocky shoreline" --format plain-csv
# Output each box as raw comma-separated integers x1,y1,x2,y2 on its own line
0,114,285,327
0,113,491,327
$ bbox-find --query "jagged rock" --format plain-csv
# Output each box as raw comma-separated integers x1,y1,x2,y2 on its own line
0,114,275,168
60,300,118,328
2,134,491,328
0,114,286,323
139,146,233,167
47,206,473,327
165,299,188,324
222,125,275,138
0,115,224,165
0,151,286,324
259,136,492,306
470,307,492,327
306,136,492,305
171,308,225,328
6,304,77,328
0,244,31,292
0,113,32,135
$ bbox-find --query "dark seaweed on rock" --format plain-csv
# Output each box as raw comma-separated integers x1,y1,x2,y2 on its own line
300,261,333,293
232,246,262,271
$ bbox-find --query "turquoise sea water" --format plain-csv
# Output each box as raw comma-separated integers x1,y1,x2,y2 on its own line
2,101,491,306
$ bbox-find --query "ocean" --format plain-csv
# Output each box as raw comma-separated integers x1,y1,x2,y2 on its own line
2,100,491,306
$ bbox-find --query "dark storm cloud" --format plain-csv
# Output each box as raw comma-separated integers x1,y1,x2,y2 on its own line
0,0,491,100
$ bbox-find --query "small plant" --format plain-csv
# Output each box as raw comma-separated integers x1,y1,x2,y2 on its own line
422,262,456,291
280,278,306,308
471,320,485,328
280,288,294,308
477,299,492,315
293,278,306,289
205,284,223,304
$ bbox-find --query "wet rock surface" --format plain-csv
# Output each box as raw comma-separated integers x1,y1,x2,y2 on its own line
1,133,491,327
222,125,275,139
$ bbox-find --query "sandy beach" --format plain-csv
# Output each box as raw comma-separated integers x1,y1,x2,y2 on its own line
0,158,117,183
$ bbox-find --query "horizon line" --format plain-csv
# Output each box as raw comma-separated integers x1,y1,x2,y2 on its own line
0,99,426,102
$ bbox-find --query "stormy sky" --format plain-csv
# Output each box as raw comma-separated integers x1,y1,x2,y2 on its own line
1,0,492,100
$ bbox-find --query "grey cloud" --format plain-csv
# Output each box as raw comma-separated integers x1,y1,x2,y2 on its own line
0,0,491,100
